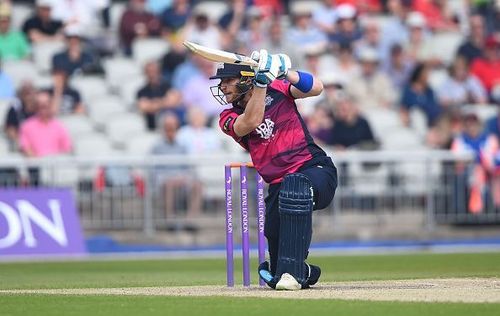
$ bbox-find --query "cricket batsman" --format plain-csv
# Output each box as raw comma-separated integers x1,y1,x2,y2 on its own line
210,49,338,290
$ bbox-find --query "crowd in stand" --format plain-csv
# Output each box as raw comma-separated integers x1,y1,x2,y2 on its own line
1,0,500,212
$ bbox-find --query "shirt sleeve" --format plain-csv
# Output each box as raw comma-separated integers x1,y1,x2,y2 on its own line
219,109,239,138
269,80,293,99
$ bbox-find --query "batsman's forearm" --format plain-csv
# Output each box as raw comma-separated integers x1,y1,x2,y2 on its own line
286,70,324,97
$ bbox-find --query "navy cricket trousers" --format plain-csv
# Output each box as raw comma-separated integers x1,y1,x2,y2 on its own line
264,156,338,274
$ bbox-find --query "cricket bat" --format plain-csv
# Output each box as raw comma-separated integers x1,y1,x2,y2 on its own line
183,41,259,67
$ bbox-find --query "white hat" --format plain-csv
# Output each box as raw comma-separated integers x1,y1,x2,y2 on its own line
358,47,379,62
406,11,426,28
36,0,53,7
336,4,356,20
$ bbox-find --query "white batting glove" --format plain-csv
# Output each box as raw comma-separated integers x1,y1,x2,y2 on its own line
250,50,292,86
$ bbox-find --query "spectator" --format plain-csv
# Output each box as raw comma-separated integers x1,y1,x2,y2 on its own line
380,0,410,55
238,7,267,53
177,107,222,154
331,43,360,86
159,0,190,36
50,0,103,37
451,112,499,213
161,37,187,83
457,14,487,64
306,104,335,145
312,0,337,36
0,4,30,61
328,4,362,49
4,81,36,148
470,36,500,102
0,56,15,99
285,8,328,57
412,0,459,32
356,17,385,64
182,58,224,118
347,47,396,109
437,57,487,109
119,0,161,56
22,0,64,43
402,11,432,63
146,0,172,15
52,29,99,76
218,0,247,49
137,61,184,131
171,53,202,90
261,18,304,70
252,0,283,17
51,70,85,115
19,90,72,185
383,43,414,91
151,113,202,219
183,9,222,50
330,94,378,150
400,63,443,128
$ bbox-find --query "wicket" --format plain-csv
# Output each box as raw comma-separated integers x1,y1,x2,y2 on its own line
225,162,266,287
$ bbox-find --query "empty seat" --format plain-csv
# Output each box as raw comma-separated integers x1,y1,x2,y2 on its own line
463,104,498,122
106,113,147,148
11,4,32,30
70,75,109,102
132,38,170,65
59,115,96,138
409,108,428,138
32,41,66,73
2,60,39,87
0,99,12,130
382,127,424,150
425,32,464,66
103,56,143,90
74,133,114,156
126,132,161,155
364,108,403,139
193,1,229,22
0,136,10,155
118,76,146,108
87,96,127,128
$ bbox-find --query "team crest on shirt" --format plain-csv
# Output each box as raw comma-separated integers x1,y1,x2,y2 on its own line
255,118,275,140
265,95,273,106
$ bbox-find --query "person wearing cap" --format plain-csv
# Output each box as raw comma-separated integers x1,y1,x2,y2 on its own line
119,0,161,56
470,36,500,101
328,4,362,48
402,11,431,63
347,47,396,110
451,111,499,213
22,0,64,43
0,3,30,61
159,0,190,36
51,28,97,76
184,8,221,50
383,43,415,91
212,51,337,290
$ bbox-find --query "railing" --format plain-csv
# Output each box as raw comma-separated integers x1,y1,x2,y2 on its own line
2,150,499,241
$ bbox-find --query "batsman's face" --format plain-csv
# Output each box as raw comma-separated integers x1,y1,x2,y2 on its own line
219,78,240,103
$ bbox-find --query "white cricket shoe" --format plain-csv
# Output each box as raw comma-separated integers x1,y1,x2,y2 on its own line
275,273,301,291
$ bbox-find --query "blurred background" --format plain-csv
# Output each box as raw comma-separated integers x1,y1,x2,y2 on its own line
1,0,500,254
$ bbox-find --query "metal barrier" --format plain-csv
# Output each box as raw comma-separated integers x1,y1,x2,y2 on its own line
2,150,500,240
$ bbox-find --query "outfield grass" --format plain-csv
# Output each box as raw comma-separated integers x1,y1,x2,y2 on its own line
0,252,499,316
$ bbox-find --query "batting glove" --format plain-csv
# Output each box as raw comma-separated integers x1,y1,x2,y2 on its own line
250,50,292,86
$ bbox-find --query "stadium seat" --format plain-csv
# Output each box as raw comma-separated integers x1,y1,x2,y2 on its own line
74,133,115,156
103,57,143,91
193,1,229,22
462,104,499,122
0,99,11,130
364,108,404,139
0,136,9,155
126,132,161,156
409,108,428,138
382,127,424,150
109,2,127,31
106,113,147,148
87,96,127,129
132,38,170,66
32,41,66,73
70,76,109,102
118,76,146,108
59,115,96,138
428,69,448,91
290,0,322,15
2,60,40,88
426,32,464,66
10,4,32,30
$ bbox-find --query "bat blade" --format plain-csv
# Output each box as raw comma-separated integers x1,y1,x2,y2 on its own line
183,41,258,67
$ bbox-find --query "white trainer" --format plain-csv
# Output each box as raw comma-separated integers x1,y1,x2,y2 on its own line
275,273,301,291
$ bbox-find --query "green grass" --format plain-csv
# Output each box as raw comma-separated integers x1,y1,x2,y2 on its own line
0,252,499,315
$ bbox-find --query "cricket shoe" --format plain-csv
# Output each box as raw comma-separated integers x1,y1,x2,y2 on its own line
258,261,277,289
303,263,321,288
275,273,302,291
